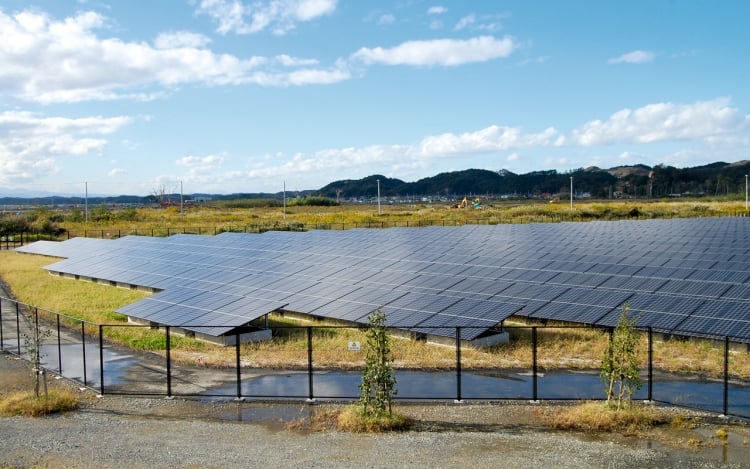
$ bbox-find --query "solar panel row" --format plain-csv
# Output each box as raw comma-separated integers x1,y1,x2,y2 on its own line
15,217,750,342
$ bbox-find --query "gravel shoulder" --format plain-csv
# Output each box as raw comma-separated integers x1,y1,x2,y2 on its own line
2,352,749,469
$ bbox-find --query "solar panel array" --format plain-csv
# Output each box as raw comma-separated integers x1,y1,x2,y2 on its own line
16,217,750,342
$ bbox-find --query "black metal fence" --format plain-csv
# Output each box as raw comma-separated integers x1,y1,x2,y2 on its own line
2,295,748,418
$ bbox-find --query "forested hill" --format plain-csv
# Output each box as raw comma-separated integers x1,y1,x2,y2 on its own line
3,160,750,205
319,161,750,199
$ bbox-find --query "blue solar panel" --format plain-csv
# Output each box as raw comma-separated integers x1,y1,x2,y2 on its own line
16,217,750,343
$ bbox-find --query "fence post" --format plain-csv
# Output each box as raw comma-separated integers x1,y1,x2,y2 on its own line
723,336,729,417
235,333,243,401
531,327,538,403
647,327,653,402
306,327,315,403
81,322,87,387
0,296,3,348
99,325,105,396
57,315,62,374
166,326,172,398
455,327,463,403
15,302,21,354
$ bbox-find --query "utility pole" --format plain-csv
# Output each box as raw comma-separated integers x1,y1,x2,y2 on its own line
569,177,573,210
377,179,381,215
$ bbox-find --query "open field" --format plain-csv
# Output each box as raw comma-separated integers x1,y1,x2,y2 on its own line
7,198,750,241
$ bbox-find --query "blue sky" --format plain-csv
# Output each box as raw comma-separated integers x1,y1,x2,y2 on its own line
1,1,748,196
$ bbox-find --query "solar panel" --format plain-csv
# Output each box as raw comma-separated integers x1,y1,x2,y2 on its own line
16,217,750,343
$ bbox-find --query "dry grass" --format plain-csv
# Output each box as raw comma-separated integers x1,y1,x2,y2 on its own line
0,388,79,417
284,405,412,433
58,199,749,235
540,401,670,434
336,405,412,433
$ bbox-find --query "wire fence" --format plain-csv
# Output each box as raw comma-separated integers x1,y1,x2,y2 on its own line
2,295,748,418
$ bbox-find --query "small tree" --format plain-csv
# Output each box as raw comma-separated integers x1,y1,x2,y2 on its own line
23,308,51,400
600,303,642,409
359,309,397,416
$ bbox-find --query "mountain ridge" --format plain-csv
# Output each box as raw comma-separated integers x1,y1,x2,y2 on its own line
2,161,749,205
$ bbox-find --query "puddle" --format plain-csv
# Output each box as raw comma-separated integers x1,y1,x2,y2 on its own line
216,403,318,430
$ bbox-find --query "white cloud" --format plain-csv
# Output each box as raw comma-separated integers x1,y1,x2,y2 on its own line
223,98,749,189
454,14,475,31
377,14,395,26
177,154,226,168
0,9,351,103
427,6,447,15
275,54,319,67
567,98,749,146
108,168,125,177
351,35,517,67
197,0,337,36
154,31,212,49
608,50,655,64
0,111,131,184
418,125,558,156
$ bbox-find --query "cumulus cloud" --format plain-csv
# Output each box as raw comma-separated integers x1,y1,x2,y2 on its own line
0,111,131,184
196,0,337,36
418,125,558,156
608,50,655,64
226,98,749,188
567,98,749,146
351,35,517,67
234,125,559,184
427,6,447,15
0,9,350,103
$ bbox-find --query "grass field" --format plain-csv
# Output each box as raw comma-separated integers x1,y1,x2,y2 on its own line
37,198,750,238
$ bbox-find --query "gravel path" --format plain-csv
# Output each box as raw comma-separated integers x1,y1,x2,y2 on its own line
2,354,749,469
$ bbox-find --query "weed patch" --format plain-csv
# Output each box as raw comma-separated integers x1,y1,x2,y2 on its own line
336,405,412,433
540,401,669,434
0,389,79,417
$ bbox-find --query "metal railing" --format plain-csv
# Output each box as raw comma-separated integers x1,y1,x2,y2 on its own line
2,295,748,418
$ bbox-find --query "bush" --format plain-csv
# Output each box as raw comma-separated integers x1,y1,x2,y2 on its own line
288,196,338,207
